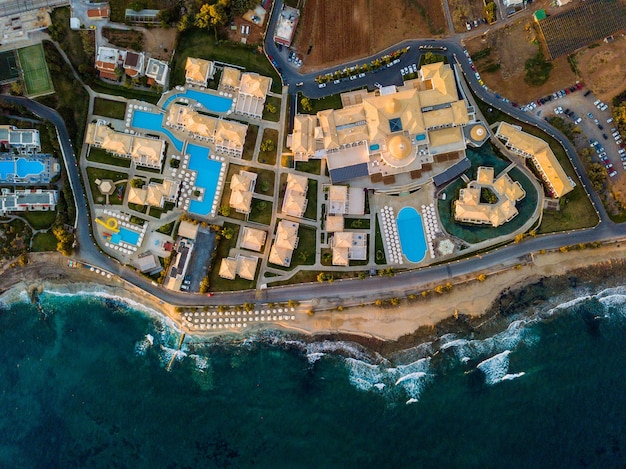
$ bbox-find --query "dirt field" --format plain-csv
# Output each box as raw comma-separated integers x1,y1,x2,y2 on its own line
141,28,177,61
294,0,447,71
448,0,488,33
224,17,266,45
464,18,576,104
575,37,626,104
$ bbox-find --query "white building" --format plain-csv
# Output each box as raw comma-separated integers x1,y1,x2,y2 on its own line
0,188,58,216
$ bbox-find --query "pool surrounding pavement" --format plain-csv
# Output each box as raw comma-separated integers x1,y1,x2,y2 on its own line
0,155,53,183
162,89,233,112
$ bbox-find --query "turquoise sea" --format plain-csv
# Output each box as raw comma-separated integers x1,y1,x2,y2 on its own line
1,284,626,468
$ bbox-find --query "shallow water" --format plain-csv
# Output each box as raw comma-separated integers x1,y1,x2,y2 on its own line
0,286,625,467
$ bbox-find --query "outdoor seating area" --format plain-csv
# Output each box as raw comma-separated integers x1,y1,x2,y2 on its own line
421,203,440,259
379,206,403,265
180,308,297,331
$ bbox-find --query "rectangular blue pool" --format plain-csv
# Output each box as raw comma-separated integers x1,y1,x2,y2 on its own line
186,143,222,217
163,89,233,113
397,207,427,263
110,227,141,246
131,110,184,152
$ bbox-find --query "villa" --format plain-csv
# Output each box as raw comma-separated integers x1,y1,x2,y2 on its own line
217,67,271,119
281,173,308,218
95,46,119,80
268,219,299,267
85,120,166,169
240,226,267,252
327,184,366,215
219,255,259,281
288,62,484,186
496,122,574,198
454,166,526,227
0,188,58,216
185,57,215,87
123,51,145,78
145,57,169,86
229,170,257,214
166,104,247,157
331,231,367,266
127,178,179,208
0,125,41,153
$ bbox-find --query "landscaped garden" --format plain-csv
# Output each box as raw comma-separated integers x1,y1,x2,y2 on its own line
87,147,132,168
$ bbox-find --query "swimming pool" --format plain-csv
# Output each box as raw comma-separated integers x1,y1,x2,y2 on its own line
110,227,141,246
0,157,45,180
397,207,427,263
131,110,184,152
186,143,222,216
162,89,233,113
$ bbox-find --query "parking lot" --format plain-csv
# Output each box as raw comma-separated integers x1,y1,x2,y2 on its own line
523,87,625,180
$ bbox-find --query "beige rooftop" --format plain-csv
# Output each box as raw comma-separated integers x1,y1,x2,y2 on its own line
86,122,132,156
496,122,573,198
240,226,266,252
185,57,214,85
268,220,299,267
219,257,237,280
221,66,241,89
282,174,308,218
237,255,258,281
178,220,199,240
239,73,271,100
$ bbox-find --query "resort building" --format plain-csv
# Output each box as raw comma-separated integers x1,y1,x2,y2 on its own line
95,46,120,80
287,62,480,186
495,122,574,198
268,219,299,267
219,255,259,281
454,166,526,227
273,5,299,47
281,173,308,218
86,120,166,169
235,72,271,119
127,179,179,208
166,104,247,157
0,188,58,216
217,68,271,119
325,214,344,233
240,226,266,252
185,57,215,87
177,220,199,240
229,170,257,214
164,237,194,291
331,232,367,266
326,185,366,215
144,57,169,86
123,51,145,78
134,252,161,274
0,125,41,153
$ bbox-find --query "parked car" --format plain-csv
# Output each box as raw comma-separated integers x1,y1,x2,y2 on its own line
584,90,592,96
603,134,609,140
318,83,326,88
609,171,617,177
593,99,601,106
607,117,614,124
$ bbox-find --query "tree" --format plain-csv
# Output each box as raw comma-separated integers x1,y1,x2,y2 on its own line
221,226,234,239
485,2,497,24
300,97,312,112
199,276,210,293
219,204,231,217
130,178,144,188
265,102,277,114
9,81,23,96
17,253,28,266
195,2,228,38
260,139,275,152
178,14,192,32
477,273,487,282
287,299,299,308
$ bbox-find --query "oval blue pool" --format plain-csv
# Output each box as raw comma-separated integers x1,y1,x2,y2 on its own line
162,90,233,113
396,207,427,263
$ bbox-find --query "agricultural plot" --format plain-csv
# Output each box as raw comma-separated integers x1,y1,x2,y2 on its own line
536,0,626,59
17,44,54,97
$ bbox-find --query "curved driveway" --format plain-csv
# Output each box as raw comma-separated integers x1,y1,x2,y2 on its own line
2,28,624,307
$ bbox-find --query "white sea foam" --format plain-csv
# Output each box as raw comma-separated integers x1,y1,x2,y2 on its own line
501,372,525,381
134,334,154,356
306,352,325,364
406,398,418,405
395,371,427,386
344,358,385,392
159,345,187,367
477,350,516,385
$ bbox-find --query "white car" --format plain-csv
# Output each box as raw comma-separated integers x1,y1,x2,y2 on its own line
358,73,366,78
593,99,601,106
609,171,617,177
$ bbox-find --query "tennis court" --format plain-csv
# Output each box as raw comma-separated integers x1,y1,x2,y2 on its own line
0,50,19,83
17,44,54,96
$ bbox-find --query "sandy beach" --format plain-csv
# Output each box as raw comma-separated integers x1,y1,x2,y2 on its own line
1,243,626,343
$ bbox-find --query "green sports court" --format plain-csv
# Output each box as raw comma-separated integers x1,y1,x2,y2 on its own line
0,50,19,83
17,44,54,96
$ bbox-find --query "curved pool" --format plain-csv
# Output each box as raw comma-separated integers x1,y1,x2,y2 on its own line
162,89,233,113
396,207,427,263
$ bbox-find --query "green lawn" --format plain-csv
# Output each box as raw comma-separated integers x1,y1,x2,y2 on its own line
297,92,343,114
475,97,598,233
258,128,278,165
208,223,256,291
285,224,317,270
242,124,259,161
249,198,272,225
304,179,318,220
374,217,386,265
295,159,321,175
171,29,282,93
86,167,127,205
93,98,127,120
31,231,58,252
345,218,371,230
87,147,132,168
19,210,57,230
262,95,281,122
89,80,160,104
253,167,275,195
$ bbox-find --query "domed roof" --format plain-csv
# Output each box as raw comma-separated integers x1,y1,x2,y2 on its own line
470,124,487,141
387,134,412,160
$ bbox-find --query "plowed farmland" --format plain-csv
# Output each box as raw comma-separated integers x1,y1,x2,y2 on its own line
294,0,447,71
